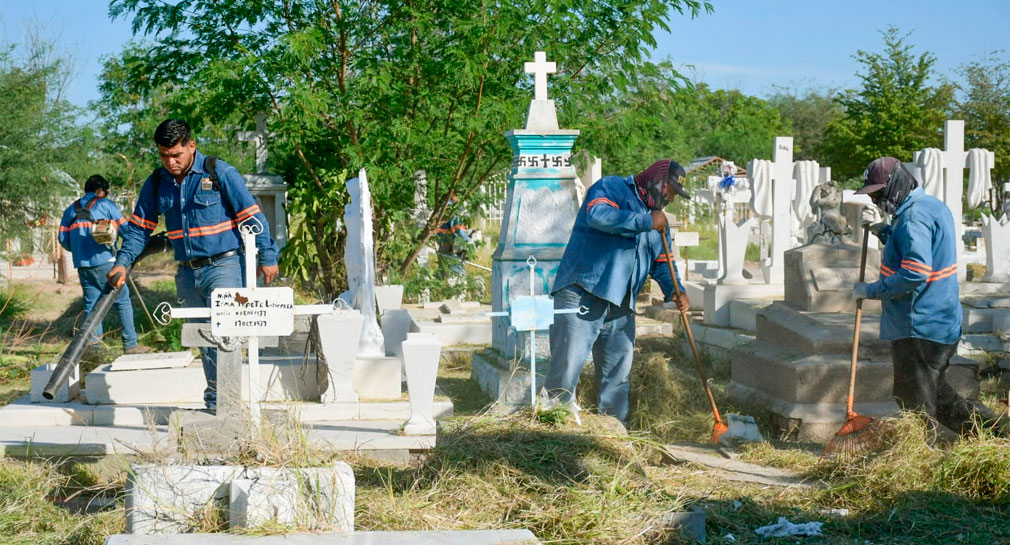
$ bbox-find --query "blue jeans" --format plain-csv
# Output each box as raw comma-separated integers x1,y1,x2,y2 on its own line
175,254,245,405
79,262,138,349
545,284,636,423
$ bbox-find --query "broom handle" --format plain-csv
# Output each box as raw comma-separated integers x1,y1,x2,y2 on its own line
846,228,870,418
661,234,724,425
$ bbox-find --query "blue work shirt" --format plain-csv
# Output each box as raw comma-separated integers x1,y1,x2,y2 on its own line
58,192,127,268
865,188,961,345
116,151,279,268
551,175,682,310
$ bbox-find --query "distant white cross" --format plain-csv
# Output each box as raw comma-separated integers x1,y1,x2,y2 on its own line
237,112,272,174
524,51,556,101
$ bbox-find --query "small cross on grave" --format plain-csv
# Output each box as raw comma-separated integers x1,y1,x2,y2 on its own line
487,256,583,407
155,217,343,448
524,51,556,101
237,112,273,174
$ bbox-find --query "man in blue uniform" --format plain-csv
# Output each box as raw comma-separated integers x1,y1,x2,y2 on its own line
108,119,280,410
59,175,147,354
544,159,691,424
853,157,997,436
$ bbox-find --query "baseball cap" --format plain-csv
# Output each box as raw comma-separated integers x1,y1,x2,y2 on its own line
855,157,900,195
667,161,691,199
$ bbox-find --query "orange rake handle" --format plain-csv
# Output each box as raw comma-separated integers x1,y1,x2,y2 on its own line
845,228,871,419
661,234,725,428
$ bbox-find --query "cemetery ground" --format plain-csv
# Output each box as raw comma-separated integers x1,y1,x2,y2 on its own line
0,269,1009,544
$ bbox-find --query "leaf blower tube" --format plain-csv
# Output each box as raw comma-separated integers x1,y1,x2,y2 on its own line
42,233,172,400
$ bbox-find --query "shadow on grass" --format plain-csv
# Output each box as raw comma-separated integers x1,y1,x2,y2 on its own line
698,491,1010,544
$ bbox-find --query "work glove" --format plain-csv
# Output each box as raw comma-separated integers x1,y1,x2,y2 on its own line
107,265,127,289
851,282,869,302
860,206,886,235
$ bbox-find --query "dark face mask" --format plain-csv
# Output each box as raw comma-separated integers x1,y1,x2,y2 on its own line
638,178,670,211
878,163,918,215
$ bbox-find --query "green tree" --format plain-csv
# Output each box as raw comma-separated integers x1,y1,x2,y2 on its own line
103,0,711,297
822,27,955,180
0,41,83,247
767,86,842,161
957,51,1010,213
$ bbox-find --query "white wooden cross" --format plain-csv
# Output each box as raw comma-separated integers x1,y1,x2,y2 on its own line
156,218,340,428
237,112,273,174
524,51,556,101
914,120,969,280
487,256,583,407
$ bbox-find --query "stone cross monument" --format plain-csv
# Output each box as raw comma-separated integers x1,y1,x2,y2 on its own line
492,50,580,364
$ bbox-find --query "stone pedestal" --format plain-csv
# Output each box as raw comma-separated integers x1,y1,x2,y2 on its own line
316,310,363,404
31,363,79,403
402,333,441,435
784,242,881,313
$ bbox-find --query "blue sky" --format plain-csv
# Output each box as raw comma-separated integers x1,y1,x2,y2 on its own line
1,0,1008,109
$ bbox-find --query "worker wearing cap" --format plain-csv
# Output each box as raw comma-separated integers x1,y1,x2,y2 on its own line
544,159,691,424
853,157,996,437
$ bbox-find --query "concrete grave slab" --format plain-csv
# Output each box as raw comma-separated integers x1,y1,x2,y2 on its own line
126,464,240,534
353,356,401,399
230,465,354,532
702,282,783,327
755,302,890,358
109,351,195,371
0,425,172,457
104,529,541,544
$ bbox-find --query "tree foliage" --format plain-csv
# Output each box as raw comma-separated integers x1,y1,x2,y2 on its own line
766,86,842,162
822,27,955,180
575,76,786,176
0,41,83,245
957,51,1010,212
102,0,711,297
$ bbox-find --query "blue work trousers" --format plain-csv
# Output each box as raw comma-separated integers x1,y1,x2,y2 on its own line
545,284,636,423
79,262,138,349
175,254,245,405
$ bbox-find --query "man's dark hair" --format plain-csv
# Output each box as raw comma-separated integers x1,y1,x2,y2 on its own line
84,174,110,194
154,119,192,148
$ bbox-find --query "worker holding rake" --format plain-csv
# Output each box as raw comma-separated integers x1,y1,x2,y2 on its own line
543,159,690,426
853,157,998,440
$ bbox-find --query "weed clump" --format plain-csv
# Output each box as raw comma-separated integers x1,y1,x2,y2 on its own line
356,412,688,544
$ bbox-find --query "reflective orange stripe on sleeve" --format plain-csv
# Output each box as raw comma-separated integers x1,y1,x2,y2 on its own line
587,197,618,209
235,204,261,222
130,215,157,230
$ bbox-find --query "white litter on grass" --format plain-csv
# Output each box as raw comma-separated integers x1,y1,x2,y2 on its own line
724,533,737,542
821,508,850,517
754,517,823,538
732,500,742,511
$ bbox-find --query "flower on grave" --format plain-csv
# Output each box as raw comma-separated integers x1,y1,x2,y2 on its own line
719,174,736,191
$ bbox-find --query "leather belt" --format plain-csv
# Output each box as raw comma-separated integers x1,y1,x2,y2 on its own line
182,249,239,269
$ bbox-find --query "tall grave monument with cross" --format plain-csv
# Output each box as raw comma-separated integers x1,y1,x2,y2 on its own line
472,51,581,405
239,113,289,249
